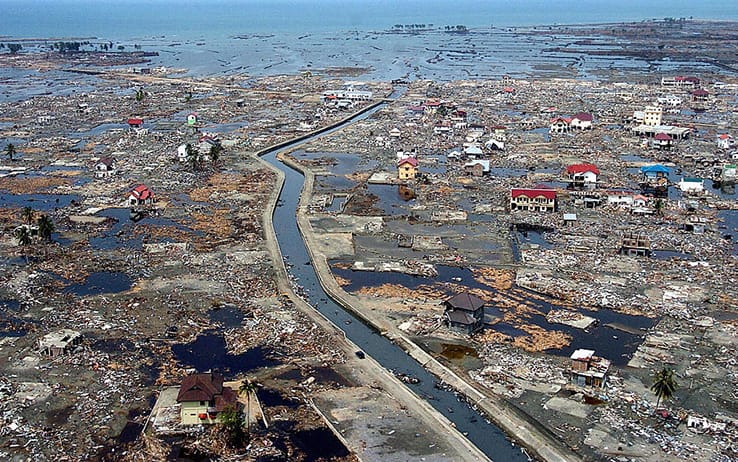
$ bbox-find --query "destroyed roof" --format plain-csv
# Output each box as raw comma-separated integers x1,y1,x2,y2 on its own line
445,292,485,311
464,145,483,155
177,372,224,403
214,386,238,412
570,349,595,360
511,188,557,200
97,157,115,167
446,310,477,325
464,159,490,171
566,163,599,175
38,329,81,349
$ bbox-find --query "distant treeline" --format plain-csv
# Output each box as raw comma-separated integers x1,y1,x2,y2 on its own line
390,24,468,33
1,41,144,54
393,24,431,30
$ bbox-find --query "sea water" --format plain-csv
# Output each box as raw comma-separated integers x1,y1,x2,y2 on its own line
2,0,738,39
1,1,738,79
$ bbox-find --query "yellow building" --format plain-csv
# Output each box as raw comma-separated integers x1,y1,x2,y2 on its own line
177,372,239,425
643,106,662,126
398,157,419,180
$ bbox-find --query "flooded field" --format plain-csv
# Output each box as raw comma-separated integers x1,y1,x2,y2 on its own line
330,262,654,365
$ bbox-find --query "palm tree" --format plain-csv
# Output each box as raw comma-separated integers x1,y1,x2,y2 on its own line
209,144,223,167
651,367,678,409
238,379,258,436
654,198,665,216
185,143,200,172
14,226,31,262
21,206,34,225
37,214,54,242
5,143,15,161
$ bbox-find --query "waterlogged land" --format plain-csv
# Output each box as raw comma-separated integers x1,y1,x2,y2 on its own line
3,19,738,85
0,18,737,462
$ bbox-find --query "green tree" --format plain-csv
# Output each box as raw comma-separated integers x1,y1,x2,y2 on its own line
209,144,223,167
219,405,245,446
239,379,258,436
5,143,15,161
37,215,54,242
135,88,145,102
654,198,665,216
8,43,22,54
14,226,31,262
651,367,678,409
21,206,34,226
185,143,201,172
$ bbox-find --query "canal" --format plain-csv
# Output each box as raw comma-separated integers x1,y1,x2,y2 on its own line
259,104,529,461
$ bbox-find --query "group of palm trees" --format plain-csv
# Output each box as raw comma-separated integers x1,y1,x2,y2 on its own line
185,142,223,172
13,206,54,260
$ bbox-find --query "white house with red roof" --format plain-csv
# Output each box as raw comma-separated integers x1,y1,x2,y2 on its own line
510,188,557,212
717,133,733,150
653,132,673,149
129,184,154,206
566,163,600,185
549,117,571,134
570,112,593,130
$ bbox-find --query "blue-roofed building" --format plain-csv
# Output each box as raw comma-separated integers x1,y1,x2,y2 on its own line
640,164,671,179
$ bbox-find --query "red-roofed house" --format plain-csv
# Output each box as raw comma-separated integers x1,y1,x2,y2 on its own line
653,132,672,150
177,372,239,425
570,112,593,130
127,118,143,128
549,117,571,134
510,188,557,212
94,157,117,179
566,163,600,185
692,89,709,101
129,184,154,206
717,133,733,150
398,157,419,180
424,99,441,114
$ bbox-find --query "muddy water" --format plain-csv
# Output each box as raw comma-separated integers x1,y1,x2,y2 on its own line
331,263,654,366
172,332,278,375
261,103,528,461
63,271,132,296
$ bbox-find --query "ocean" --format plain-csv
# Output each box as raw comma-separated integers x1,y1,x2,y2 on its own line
2,0,737,39
1,0,738,81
